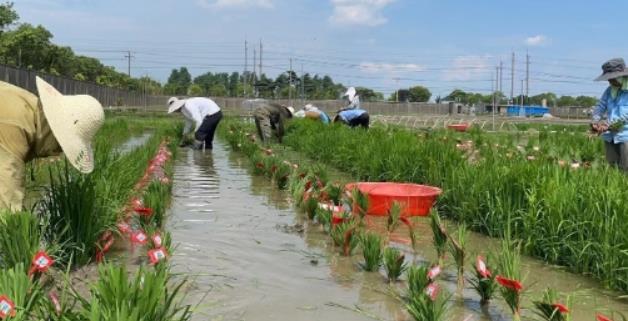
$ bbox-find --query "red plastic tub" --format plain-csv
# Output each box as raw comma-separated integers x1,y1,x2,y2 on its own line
447,123,470,132
345,182,442,217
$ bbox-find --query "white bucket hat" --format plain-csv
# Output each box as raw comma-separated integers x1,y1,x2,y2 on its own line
36,76,104,174
286,106,295,116
167,97,186,113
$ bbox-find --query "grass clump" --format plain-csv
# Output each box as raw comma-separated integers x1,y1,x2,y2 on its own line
360,232,383,272
0,211,44,270
383,247,407,282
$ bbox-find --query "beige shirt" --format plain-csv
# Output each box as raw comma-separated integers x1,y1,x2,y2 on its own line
0,81,61,211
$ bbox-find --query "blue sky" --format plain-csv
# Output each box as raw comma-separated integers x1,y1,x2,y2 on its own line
13,0,627,99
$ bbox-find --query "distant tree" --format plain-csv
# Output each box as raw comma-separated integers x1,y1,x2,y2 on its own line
355,87,382,102
575,95,597,107
187,84,204,96
408,85,431,102
557,95,577,107
208,83,228,97
166,67,192,95
0,2,18,31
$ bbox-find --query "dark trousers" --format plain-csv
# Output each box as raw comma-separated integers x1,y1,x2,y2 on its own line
194,111,223,150
348,113,370,128
604,141,628,171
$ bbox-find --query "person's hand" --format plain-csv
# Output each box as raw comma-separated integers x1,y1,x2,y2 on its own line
590,121,608,134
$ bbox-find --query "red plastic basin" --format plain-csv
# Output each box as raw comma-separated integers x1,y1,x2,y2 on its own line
447,123,470,132
345,182,442,217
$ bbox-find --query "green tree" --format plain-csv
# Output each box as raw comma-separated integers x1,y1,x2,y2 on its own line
557,95,577,107
187,84,204,96
575,95,597,107
208,83,228,97
0,1,18,31
166,67,192,95
408,85,431,102
355,87,382,102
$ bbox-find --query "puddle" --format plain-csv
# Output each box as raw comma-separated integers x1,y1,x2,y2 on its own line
168,141,627,321
116,132,153,155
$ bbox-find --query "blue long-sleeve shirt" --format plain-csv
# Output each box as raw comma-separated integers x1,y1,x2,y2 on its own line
592,86,628,143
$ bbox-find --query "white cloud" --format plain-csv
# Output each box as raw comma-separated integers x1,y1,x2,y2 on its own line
525,35,548,46
196,0,273,9
359,62,423,74
442,55,492,81
329,0,395,27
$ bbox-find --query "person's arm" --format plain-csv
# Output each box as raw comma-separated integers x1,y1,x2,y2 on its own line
592,88,609,122
182,118,194,136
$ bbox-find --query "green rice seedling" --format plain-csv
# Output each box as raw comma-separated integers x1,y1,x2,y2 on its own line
448,224,468,291
351,187,369,223
386,202,403,234
360,232,383,272
273,162,292,189
250,152,266,175
0,264,44,321
40,162,115,267
533,288,572,321
75,263,192,321
330,222,359,256
0,211,44,270
383,247,407,283
314,207,332,232
468,255,498,306
301,195,319,220
429,211,448,266
323,182,343,205
407,265,431,299
496,239,525,321
406,288,449,321
142,181,171,229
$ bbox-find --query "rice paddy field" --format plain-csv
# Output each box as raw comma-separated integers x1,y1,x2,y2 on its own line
2,112,626,321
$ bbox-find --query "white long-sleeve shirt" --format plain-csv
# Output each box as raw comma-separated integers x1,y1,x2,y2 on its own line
180,97,221,135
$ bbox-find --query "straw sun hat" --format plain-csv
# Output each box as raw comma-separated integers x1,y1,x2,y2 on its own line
36,76,104,174
167,97,186,113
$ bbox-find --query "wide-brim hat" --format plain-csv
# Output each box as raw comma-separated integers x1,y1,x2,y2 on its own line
343,87,357,101
36,76,104,174
286,106,295,115
167,97,186,113
595,58,628,81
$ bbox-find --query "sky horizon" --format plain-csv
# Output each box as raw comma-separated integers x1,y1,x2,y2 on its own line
13,0,626,100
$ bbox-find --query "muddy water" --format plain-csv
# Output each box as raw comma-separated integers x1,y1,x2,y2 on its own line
168,141,627,321
116,132,153,155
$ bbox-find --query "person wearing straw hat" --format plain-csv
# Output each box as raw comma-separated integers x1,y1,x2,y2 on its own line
253,102,294,144
334,87,370,128
591,58,628,171
294,103,331,124
0,77,104,212
167,97,223,150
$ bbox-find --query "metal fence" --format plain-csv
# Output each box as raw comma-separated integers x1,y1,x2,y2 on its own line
0,63,593,118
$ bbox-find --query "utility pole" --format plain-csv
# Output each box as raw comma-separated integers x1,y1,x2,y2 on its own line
301,63,305,102
491,69,496,130
244,40,248,98
525,52,530,104
520,79,525,108
124,51,134,77
289,58,293,107
510,52,515,102
496,66,500,105
499,61,504,93
259,40,263,77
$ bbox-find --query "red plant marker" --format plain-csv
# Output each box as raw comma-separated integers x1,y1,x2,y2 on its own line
28,251,54,276
496,275,523,292
131,231,148,245
427,265,442,280
148,247,168,265
596,314,614,321
159,177,170,184
130,197,143,208
399,217,413,228
0,295,16,319
425,283,439,301
256,162,264,169
476,256,491,278
117,221,131,234
48,291,62,315
152,233,163,247
552,303,569,314
134,207,153,217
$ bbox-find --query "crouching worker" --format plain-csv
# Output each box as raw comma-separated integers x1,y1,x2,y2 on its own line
253,103,294,143
167,97,223,150
0,77,105,212
334,108,370,128
295,104,331,124
334,86,369,128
